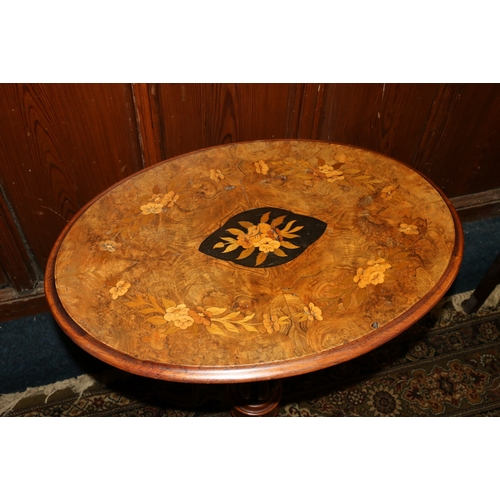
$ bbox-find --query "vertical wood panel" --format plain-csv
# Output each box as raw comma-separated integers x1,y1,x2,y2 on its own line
156,84,305,158
0,84,143,269
316,83,439,166
296,83,325,138
131,83,164,167
0,189,39,290
0,266,8,289
412,83,500,197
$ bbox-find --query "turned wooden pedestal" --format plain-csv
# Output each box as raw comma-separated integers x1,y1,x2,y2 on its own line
45,140,463,416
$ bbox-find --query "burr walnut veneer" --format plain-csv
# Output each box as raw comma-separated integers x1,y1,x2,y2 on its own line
45,140,463,416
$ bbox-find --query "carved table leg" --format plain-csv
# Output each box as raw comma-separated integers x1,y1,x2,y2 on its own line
227,380,283,417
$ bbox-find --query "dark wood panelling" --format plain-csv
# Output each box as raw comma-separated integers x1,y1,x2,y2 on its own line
290,83,325,139
156,84,305,158
131,83,164,167
411,83,461,180
0,267,8,289
0,189,39,291
413,83,500,197
316,83,440,166
0,84,143,269
148,83,500,201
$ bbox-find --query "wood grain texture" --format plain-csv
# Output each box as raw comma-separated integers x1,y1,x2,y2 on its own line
0,84,143,270
0,189,39,290
0,284,48,322
228,380,282,417
131,83,164,167
157,84,304,158
413,83,500,197
155,83,500,198
0,267,8,289
4,83,499,324
46,140,463,384
317,84,440,165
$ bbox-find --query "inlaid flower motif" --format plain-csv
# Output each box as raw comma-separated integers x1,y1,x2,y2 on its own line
126,294,260,337
248,222,274,246
201,208,325,268
303,302,323,321
381,185,398,199
109,280,131,300
159,191,179,208
140,202,163,215
255,237,281,253
318,165,334,174
257,222,272,235
210,169,224,182
353,268,365,285
353,258,392,288
188,306,213,326
319,165,345,182
236,233,254,249
367,258,387,267
399,223,419,235
255,160,269,174
98,240,120,253
150,191,179,208
367,270,386,285
263,314,277,333
327,170,345,182
164,304,194,329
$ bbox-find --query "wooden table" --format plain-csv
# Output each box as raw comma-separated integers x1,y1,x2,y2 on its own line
45,140,463,416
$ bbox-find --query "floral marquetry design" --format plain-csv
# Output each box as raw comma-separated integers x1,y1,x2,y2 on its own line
399,223,419,235
109,281,131,300
199,207,327,268
353,259,392,289
49,140,462,383
124,291,329,346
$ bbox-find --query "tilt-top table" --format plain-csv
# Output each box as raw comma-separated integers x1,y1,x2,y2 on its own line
45,140,463,416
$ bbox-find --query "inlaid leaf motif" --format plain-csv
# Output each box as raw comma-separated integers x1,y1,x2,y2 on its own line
206,307,227,315
127,294,264,340
237,247,255,260
273,248,287,258
256,251,268,266
271,215,286,227
206,323,224,335
281,241,300,250
146,316,168,326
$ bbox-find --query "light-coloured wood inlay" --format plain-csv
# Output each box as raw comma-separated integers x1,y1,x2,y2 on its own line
53,140,460,379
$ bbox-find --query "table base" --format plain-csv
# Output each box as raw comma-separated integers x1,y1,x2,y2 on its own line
227,380,283,417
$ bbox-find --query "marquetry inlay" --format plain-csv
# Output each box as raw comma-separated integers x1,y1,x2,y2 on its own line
51,140,461,381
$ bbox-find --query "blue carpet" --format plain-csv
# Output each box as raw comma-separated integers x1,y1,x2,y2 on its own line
0,314,107,394
447,216,500,296
1,216,500,395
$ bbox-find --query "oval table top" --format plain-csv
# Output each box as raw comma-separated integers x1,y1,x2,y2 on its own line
45,140,463,383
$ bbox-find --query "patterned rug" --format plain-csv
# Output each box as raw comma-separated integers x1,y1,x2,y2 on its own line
4,289,500,417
